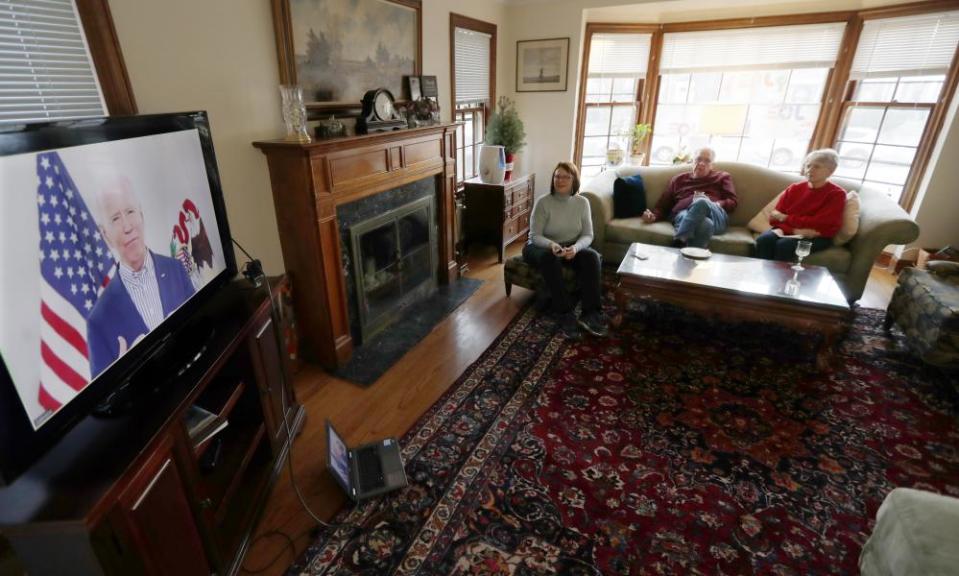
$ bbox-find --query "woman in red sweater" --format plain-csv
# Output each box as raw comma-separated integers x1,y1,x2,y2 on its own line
755,148,846,262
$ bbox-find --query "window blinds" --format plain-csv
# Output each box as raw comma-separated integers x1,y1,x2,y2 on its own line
0,0,105,125
587,33,651,78
454,27,490,105
660,22,846,73
850,11,959,78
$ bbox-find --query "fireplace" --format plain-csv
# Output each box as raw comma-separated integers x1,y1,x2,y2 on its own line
348,195,436,342
254,124,458,368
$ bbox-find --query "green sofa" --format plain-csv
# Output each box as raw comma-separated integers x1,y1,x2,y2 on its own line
580,162,920,302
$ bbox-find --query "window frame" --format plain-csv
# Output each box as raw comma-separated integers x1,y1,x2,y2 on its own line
12,0,137,118
575,3,959,211
580,80,644,174
449,13,496,187
818,3,959,210
573,24,659,170
74,0,137,115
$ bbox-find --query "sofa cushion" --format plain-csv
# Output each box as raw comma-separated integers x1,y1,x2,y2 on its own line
607,218,675,246
709,227,756,257
606,220,756,257
613,174,647,219
833,191,861,246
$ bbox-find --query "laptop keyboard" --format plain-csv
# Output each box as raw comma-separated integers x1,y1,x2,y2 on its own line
356,445,385,492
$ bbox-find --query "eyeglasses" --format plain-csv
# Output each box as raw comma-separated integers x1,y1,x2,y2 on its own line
694,157,713,164
553,174,573,180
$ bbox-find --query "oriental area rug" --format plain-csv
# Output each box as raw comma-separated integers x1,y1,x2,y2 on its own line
288,300,959,575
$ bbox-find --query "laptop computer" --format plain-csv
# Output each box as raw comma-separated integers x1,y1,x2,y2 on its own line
326,420,408,501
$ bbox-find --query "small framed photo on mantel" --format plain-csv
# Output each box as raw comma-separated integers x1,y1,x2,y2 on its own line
406,75,422,101
516,37,569,92
420,75,438,99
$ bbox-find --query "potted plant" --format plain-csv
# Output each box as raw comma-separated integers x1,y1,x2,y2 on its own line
485,96,527,180
672,145,693,165
627,123,651,165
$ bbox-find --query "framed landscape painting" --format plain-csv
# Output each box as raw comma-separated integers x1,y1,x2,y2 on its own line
516,37,569,92
271,0,422,112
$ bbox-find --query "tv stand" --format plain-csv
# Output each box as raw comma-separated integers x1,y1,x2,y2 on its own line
0,277,304,576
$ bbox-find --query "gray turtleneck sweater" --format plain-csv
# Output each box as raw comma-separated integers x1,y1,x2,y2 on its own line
527,193,593,253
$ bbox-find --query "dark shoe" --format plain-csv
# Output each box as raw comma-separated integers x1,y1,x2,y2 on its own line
671,238,687,248
578,311,609,337
558,312,581,339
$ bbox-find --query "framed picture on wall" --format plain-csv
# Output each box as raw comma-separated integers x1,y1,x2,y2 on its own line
271,0,423,113
516,37,569,92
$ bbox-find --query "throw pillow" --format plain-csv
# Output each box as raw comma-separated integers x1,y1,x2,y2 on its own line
833,191,861,246
613,174,646,219
747,192,784,233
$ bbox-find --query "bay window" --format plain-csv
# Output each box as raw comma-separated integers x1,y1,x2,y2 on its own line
575,6,959,213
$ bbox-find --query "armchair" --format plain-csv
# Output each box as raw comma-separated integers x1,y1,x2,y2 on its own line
884,261,959,369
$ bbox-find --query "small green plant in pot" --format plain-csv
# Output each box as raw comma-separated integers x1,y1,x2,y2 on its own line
626,123,651,164
485,96,527,179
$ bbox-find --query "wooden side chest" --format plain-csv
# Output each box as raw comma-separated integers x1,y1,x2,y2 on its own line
463,173,535,262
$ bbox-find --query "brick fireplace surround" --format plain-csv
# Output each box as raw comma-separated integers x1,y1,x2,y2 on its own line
253,124,458,369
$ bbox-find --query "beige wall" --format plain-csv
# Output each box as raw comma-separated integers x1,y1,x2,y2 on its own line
109,0,286,273
110,0,506,274
912,89,959,251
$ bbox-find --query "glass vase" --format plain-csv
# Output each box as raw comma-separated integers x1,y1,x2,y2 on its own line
279,84,311,143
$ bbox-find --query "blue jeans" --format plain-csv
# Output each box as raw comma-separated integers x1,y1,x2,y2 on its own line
673,198,728,248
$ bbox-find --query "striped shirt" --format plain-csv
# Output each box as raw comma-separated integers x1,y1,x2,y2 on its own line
118,252,164,330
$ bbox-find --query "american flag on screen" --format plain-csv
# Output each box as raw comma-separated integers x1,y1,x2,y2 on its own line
36,152,115,413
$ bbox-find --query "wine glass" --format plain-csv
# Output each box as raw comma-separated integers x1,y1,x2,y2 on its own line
792,240,812,271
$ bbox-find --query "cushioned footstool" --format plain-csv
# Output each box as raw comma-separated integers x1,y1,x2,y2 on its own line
859,488,959,575
503,254,578,297
884,261,959,369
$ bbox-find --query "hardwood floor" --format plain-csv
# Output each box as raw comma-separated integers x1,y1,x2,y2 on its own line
241,247,898,575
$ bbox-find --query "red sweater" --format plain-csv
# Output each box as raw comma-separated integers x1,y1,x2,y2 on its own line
652,170,738,220
770,181,846,237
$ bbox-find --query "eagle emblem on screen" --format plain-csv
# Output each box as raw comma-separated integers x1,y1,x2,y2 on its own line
170,198,214,289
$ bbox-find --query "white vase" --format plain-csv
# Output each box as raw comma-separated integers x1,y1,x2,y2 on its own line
606,145,625,166
478,145,506,184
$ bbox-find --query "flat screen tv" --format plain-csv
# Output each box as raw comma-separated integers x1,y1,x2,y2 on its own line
0,111,237,485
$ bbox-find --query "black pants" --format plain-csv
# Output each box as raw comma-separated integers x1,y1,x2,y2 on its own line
522,243,602,315
755,230,833,261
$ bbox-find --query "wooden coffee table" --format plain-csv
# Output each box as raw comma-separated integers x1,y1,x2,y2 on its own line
614,242,851,369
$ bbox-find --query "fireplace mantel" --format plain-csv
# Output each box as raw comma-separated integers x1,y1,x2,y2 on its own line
253,124,458,368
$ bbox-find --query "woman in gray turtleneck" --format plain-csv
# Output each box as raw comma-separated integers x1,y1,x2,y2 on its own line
522,161,608,337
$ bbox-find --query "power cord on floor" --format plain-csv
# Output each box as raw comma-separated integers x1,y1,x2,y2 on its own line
240,527,316,574
232,238,363,573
